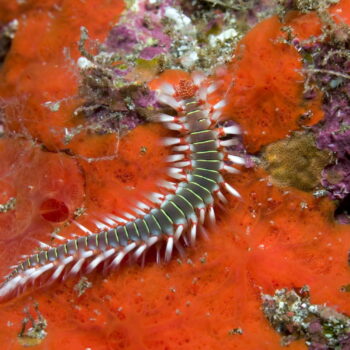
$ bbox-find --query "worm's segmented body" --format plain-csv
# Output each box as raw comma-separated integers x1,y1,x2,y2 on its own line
0,72,243,302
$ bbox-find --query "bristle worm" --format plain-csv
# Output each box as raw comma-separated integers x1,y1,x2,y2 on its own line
0,72,243,303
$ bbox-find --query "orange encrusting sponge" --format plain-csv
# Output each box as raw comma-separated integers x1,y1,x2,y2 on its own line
0,163,349,350
222,13,324,153
0,0,125,150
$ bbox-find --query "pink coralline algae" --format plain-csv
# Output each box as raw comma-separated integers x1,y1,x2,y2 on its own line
104,2,172,60
75,1,181,137
105,26,138,53
262,287,350,350
297,37,350,221
315,89,350,201
78,84,157,137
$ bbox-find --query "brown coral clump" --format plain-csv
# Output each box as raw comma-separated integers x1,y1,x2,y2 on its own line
262,133,332,191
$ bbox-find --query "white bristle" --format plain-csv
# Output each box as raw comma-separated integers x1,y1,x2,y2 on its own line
174,225,184,240
103,248,118,260
162,137,182,146
159,83,176,96
223,165,239,174
100,216,118,227
199,207,205,224
220,139,236,147
81,250,94,259
49,264,65,282
174,161,191,168
173,144,190,152
63,256,74,265
153,192,164,200
157,94,182,110
87,249,115,273
207,83,218,95
216,190,227,203
167,167,186,180
86,256,103,273
136,201,151,211
176,181,187,191
0,275,20,296
156,113,176,122
93,220,110,230
124,242,136,254
110,243,136,268
123,212,136,220
133,207,146,216
158,180,177,191
156,245,161,264
67,258,85,277
213,99,226,110
108,214,128,224
198,86,207,101
165,237,174,262
19,268,35,285
190,223,197,245
148,192,164,204
209,206,215,224
37,241,51,249
201,109,209,117
192,71,206,86
133,245,147,260
73,221,93,235
29,263,54,280
211,110,221,121
110,251,125,268
51,233,66,241
224,182,241,198
228,154,245,165
199,225,209,241
166,154,185,162
223,125,240,135
166,122,183,131
146,236,159,247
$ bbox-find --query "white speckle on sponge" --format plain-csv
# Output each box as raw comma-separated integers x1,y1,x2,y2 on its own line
164,7,191,30
180,51,198,69
209,28,238,46
77,56,95,70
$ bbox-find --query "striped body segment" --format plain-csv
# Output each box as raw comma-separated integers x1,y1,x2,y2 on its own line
0,72,244,303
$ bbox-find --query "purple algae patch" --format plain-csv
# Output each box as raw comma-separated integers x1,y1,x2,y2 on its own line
139,46,165,60
262,287,350,349
300,42,350,206
104,2,172,60
106,25,138,53
119,111,144,131
132,87,157,109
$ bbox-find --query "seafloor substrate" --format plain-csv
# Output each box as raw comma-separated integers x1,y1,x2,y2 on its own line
0,0,349,349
